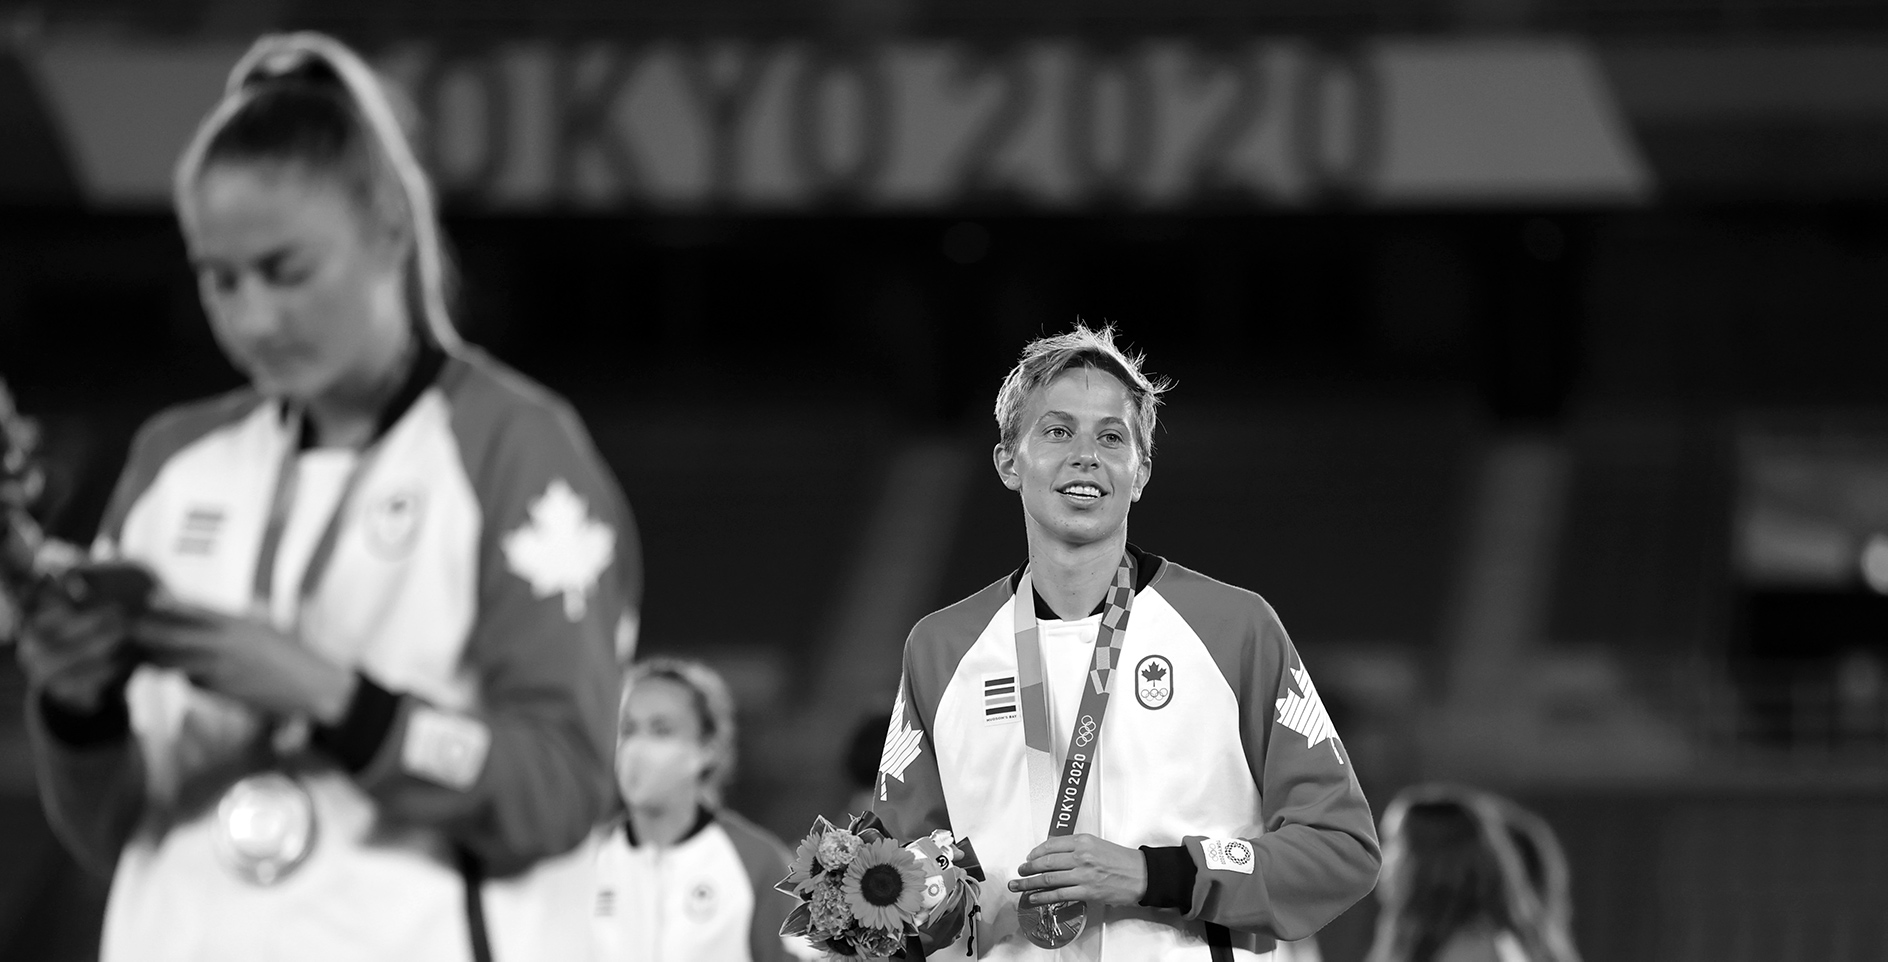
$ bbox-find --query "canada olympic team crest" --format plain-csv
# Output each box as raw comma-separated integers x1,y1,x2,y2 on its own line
1135,655,1173,710
364,488,424,559
685,880,718,922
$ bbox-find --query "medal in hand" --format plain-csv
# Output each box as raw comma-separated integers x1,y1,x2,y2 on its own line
1017,897,1087,949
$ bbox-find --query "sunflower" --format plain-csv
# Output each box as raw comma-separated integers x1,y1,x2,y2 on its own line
788,829,823,892
842,839,926,933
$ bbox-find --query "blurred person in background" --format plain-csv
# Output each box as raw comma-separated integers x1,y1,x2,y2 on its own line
16,32,639,962
875,323,1380,960
593,658,815,961
1368,785,1580,962
1491,798,1575,957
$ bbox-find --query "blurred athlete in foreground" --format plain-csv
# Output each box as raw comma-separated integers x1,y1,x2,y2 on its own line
875,324,1379,960
593,658,815,961
18,32,639,962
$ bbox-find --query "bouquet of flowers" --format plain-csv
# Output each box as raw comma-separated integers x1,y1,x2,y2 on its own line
0,379,152,644
779,811,983,961
0,378,57,641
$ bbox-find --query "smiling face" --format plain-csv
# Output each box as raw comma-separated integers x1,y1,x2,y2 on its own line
181,162,409,403
994,365,1152,552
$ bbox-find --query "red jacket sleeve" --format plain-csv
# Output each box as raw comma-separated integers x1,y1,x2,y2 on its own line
319,395,632,876
1181,606,1380,939
873,629,953,843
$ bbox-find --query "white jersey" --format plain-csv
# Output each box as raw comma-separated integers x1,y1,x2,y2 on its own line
876,547,1379,961
592,808,813,962
28,346,640,962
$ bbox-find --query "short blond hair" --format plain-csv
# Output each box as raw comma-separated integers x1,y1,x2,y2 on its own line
993,322,1170,463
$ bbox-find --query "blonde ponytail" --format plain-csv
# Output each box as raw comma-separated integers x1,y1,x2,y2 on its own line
174,32,460,351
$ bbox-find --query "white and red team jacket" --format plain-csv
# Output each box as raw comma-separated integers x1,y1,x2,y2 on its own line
592,807,816,962
876,546,1380,961
27,346,639,962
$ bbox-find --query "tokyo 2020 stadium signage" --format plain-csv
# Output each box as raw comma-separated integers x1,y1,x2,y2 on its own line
10,38,1652,209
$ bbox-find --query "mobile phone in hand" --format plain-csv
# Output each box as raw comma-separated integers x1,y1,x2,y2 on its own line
55,561,158,616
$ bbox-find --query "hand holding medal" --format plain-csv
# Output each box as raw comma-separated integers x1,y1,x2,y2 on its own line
1010,834,1152,945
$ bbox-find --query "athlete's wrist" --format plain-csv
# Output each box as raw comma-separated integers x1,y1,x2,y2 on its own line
37,680,133,747
311,672,400,772
304,659,359,726
1137,845,1195,912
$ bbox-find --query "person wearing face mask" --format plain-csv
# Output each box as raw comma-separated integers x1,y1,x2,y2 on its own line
592,658,815,962
16,32,640,962
873,324,1379,960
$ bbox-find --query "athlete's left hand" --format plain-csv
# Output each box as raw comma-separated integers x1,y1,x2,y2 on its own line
1009,834,1149,907
135,601,357,725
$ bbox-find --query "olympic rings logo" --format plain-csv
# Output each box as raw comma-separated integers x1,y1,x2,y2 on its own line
1074,715,1098,747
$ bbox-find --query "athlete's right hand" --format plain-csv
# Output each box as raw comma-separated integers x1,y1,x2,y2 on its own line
17,597,132,715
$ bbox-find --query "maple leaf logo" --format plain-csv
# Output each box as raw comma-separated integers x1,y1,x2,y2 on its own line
1140,661,1167,684
877,682,924,799
501,478,615,621
1275,663,1344,764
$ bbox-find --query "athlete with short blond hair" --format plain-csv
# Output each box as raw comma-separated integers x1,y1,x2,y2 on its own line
876,323,1379,960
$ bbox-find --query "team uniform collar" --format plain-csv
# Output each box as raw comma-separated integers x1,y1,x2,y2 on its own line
285,340,448,451
1010,542,1163,619
621,806,717,849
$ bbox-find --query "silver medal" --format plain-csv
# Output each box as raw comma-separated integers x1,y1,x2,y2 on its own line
214,772,316,885
1017,899,1086,949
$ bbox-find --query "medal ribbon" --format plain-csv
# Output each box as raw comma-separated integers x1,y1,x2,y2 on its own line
219,348,437,887
217,405,382,887
249,404,385,624
250,342,443,620
1012,554,1137,843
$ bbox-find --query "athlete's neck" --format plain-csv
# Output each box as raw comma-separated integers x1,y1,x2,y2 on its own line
303,327,416,450
1027,526,1128,621
629,799,699,848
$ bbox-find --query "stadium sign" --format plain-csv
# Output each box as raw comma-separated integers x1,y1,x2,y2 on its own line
10,38,1651,209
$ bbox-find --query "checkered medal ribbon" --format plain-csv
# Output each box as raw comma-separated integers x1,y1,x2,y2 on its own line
1011,554,1137,837
1012,555,1137,948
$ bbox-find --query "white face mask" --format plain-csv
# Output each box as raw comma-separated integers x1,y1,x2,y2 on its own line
616,736,708,808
